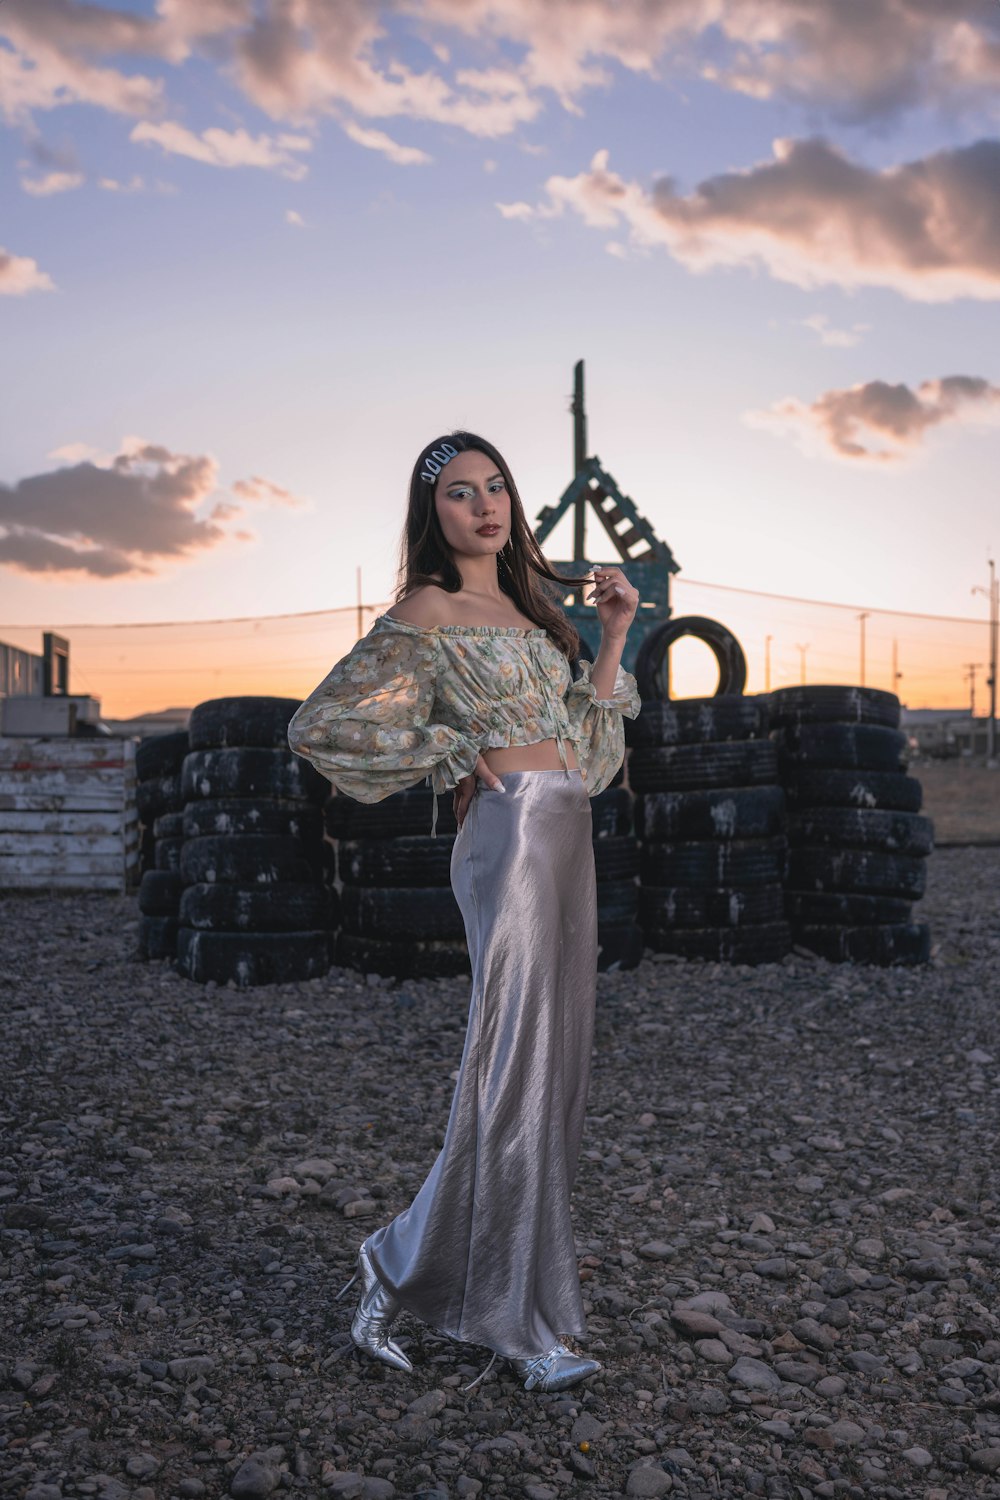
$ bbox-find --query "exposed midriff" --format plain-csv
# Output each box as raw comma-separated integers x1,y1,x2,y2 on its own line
480,736,579,775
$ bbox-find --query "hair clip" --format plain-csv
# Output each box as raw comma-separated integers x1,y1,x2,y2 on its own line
420,442,459,484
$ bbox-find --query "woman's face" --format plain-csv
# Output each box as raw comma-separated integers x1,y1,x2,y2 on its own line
433,449,512,561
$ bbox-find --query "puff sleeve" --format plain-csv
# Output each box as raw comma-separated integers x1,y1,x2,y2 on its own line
564,657,642,798
286,626,481,804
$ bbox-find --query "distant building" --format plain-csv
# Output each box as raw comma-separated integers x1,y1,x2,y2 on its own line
901,707,996,760
0,631,107,735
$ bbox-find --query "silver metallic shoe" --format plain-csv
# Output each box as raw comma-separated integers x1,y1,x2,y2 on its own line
510,1341,601,1392
335,1236,413,1373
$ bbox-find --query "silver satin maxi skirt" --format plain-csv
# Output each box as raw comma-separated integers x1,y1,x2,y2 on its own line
366,766,599,1359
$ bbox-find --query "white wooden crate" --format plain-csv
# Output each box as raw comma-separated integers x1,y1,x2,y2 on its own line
0,736,139,892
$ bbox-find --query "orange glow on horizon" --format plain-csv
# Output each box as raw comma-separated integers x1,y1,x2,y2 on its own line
1,579,991,720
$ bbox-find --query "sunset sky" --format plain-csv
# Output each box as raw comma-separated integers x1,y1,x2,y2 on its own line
1,1,998,712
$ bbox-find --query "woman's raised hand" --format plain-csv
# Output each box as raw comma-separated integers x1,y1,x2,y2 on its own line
454,757,506,829
587,565,639,639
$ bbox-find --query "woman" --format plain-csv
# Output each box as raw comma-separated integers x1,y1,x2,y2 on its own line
287,431,640,1393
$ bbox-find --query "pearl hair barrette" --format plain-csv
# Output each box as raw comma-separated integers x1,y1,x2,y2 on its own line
420,442,459,484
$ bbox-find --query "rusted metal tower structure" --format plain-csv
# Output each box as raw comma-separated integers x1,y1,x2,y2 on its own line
533,359,679,675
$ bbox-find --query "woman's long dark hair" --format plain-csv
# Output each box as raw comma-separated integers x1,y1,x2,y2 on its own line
394,430,593,660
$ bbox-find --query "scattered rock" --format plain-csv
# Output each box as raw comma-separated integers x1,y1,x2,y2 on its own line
1,853,996,1500
726,1356,781,1392
626,1466,672,1497
229,1459,278,1498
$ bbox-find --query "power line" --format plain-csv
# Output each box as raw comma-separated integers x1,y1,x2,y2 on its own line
0,581,991,631
678,578,986,626
0,601,393,632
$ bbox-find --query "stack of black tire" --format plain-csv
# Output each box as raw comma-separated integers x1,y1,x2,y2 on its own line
333,785,471,981
135,730,189,960
627,695,792,964
771,686,933,965
175,696,335,986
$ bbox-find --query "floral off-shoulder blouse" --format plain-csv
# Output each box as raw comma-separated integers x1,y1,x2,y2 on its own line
286,612,642,834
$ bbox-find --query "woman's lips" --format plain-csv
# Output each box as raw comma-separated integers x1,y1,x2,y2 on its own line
476,525,500,536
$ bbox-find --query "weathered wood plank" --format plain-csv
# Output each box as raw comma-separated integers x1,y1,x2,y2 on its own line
0,791,134,812
0,851,131,876
0,737,141,892
0,870,127,891
0,811,131,835
0,738,137,769
0,832,131,856
0,770,134,799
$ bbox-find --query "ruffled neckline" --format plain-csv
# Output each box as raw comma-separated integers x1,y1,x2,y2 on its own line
373,612,548,639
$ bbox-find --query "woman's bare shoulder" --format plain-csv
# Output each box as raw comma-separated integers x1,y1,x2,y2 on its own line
383,582,455,628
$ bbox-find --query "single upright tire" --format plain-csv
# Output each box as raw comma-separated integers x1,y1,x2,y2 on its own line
635,616,748,701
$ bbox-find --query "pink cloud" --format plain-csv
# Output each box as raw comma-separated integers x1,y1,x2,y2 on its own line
341,121,432,165
2,2,996,156
499,138,1000,302
0,248,56,295
0,0,165,122
745,374,1000,462
129,119,312,176
0,438,305,578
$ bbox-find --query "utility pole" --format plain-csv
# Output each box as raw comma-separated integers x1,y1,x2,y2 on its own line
857,611,870,687
765,635,773,693
892,638,903,697
571,359,587,562
795,642,809,685
965,663,984,718
972,558,998,760
356,566,363,640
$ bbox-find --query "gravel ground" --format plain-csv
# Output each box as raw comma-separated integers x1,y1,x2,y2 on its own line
1,848,999,1500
